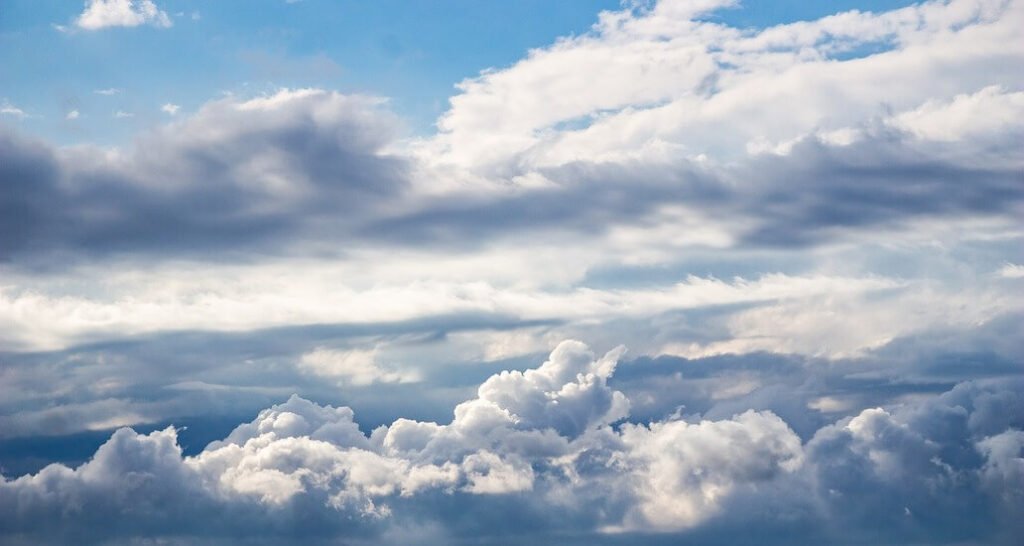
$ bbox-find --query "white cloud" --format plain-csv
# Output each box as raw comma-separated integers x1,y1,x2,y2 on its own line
0,268,901,352
298,346,419,386
3,343,1018,543
667,282,1017,358
94,87,121,95
0,342,803,534
997,263,1024,279
613,410,801,531
65,110,80,120
160,102,180,115
114,110,133,118
888,86,1024,142
75,0,172,30
0,100,26,118
419,0,1023,172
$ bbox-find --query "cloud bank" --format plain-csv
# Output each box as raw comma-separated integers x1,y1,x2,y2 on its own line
1,341,1020,544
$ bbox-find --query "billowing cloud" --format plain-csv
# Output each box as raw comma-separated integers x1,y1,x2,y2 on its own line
1,341,1020,544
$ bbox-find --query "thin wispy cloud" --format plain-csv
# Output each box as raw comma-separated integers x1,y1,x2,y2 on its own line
0,99,27,118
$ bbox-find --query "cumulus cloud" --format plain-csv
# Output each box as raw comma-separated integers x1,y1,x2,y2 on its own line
75,0,172,30
0,341,1020,544
0,342,796,540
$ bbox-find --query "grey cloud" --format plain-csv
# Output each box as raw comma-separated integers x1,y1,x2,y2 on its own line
0,130,62,258
802,379,1024,544
0,90,408,263
3,93,1022,266
361,159,729,248
361,128,1023,253
735,132,1024,247
0,311,559,448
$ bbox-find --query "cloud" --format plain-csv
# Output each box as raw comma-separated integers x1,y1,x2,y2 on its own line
887,86,1024,142
998,263,1024,278
0,266,901,352
75,0,172,30
424,0,1022,170
0,88,407,264
3,3,1021,271
0,100,26,118
93,88,121,96
298,346,419,386
65,110,80,120
0,341,1019,544
1,1,1022,541
4,3,1023,267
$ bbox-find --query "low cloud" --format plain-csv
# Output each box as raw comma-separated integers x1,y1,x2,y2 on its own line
0,341,1019,544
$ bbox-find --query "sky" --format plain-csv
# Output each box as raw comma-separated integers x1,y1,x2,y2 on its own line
0,0,1021,544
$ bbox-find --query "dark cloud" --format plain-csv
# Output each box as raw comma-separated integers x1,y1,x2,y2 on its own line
0,91,408,263
736,132,1024,247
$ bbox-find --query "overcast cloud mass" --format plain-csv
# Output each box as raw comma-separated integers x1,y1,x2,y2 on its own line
1,0,1022,544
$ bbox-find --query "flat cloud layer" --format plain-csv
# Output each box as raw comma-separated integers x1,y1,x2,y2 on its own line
1,0,1023,543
